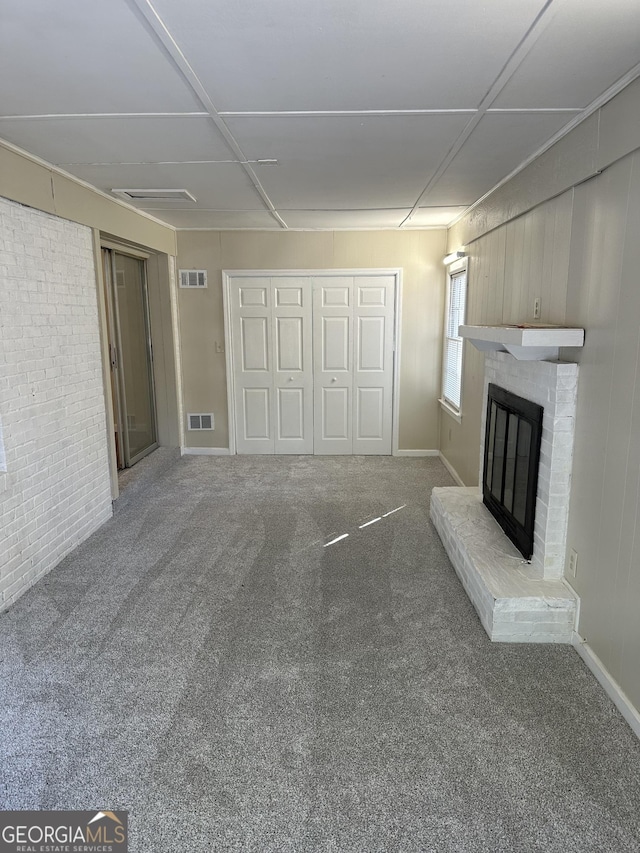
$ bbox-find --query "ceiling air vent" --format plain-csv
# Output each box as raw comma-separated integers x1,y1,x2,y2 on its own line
188,413,214,431
111,188,197,202
179,269,207,289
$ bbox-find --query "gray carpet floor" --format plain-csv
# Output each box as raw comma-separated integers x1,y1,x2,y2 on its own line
1,453,639,852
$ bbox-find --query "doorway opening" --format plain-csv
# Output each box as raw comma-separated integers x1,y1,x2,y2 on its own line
102,247,158,469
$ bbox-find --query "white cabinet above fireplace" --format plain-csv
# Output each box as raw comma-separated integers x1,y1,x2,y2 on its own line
458,324,584,361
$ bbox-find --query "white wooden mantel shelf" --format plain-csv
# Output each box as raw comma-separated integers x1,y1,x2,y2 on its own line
458,324,585,361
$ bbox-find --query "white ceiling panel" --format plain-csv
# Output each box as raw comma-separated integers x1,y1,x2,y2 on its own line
153,210,278,229
151,0,545,111
0,0,201,114
62,163,263,210
408,207,469,227
280,210,411,229
493,1,640,109
1,1,639,231
420,111,577,206
0,117,235,166
224,114,471,209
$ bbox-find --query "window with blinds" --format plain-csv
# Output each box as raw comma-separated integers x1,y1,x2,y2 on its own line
442,266,467,412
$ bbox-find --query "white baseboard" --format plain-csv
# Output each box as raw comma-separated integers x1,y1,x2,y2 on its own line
438,452,466,486
394,449,440,457
572,632,640,740
181,446,231,456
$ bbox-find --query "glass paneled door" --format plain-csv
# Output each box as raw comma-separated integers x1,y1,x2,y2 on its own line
102,248,158,468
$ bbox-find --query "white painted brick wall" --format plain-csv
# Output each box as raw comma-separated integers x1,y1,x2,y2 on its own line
0,196,112,610
480,352,578,579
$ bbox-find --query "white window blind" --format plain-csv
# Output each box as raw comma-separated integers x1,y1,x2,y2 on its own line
442,267,467,411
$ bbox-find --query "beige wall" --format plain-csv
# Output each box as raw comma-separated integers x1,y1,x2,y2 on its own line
176,229,446,450
0,140,176,255
441,76,640,716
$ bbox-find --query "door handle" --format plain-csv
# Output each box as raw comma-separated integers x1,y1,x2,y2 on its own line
288,376,294,382
331,377,337,382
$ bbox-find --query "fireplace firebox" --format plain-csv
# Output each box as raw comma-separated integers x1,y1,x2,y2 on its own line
483,383,543,560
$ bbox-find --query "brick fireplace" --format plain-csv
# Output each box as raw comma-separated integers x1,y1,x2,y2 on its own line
431,350,580,643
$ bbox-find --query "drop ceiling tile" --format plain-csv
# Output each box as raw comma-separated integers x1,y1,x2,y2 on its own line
0,117,235,167
152,210,279,229
61,163,263,211
421,111,576,206
408,207,469,227
493,0,640,109
225,113,471,208
0,0,201,114
152,0,543,110
280,210,410,229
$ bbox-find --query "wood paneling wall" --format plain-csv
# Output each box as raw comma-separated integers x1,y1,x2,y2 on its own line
440,190,574,485
565,153,640,706
441,142,640,715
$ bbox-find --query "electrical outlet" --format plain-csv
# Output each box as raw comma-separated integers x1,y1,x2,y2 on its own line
569,548,578,578
215,341,225,354
533,296,541,320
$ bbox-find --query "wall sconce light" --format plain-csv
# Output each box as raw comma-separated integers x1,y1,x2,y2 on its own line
443,251,466,265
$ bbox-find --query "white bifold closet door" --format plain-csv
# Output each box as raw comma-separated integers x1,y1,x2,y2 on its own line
230,277,313,454
229,273,395,455
313,275,394,455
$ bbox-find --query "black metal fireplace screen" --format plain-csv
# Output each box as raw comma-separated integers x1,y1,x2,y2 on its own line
483,383,543,560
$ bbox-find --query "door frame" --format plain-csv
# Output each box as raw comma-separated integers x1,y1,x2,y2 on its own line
102,243,159,468
222,269,403,456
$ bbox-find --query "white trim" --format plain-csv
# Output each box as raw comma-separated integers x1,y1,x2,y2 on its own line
220,109,478,118
391,269,403,457
181,446,230,456
447,257,467,276
441,260,468,413
4,112,210,120
444,253,466,268
222,274,237,456
439,398,463,424
175,225,447,232
168,256,185,452
394,449,439,457
100,239,150,259
572,632,640,741
223,269,402,457
223,268,402,278
438,452,466,486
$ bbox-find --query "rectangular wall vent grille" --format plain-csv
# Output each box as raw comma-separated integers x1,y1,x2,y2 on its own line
112,188,196,202
180,270,207,289
188,413,214,430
